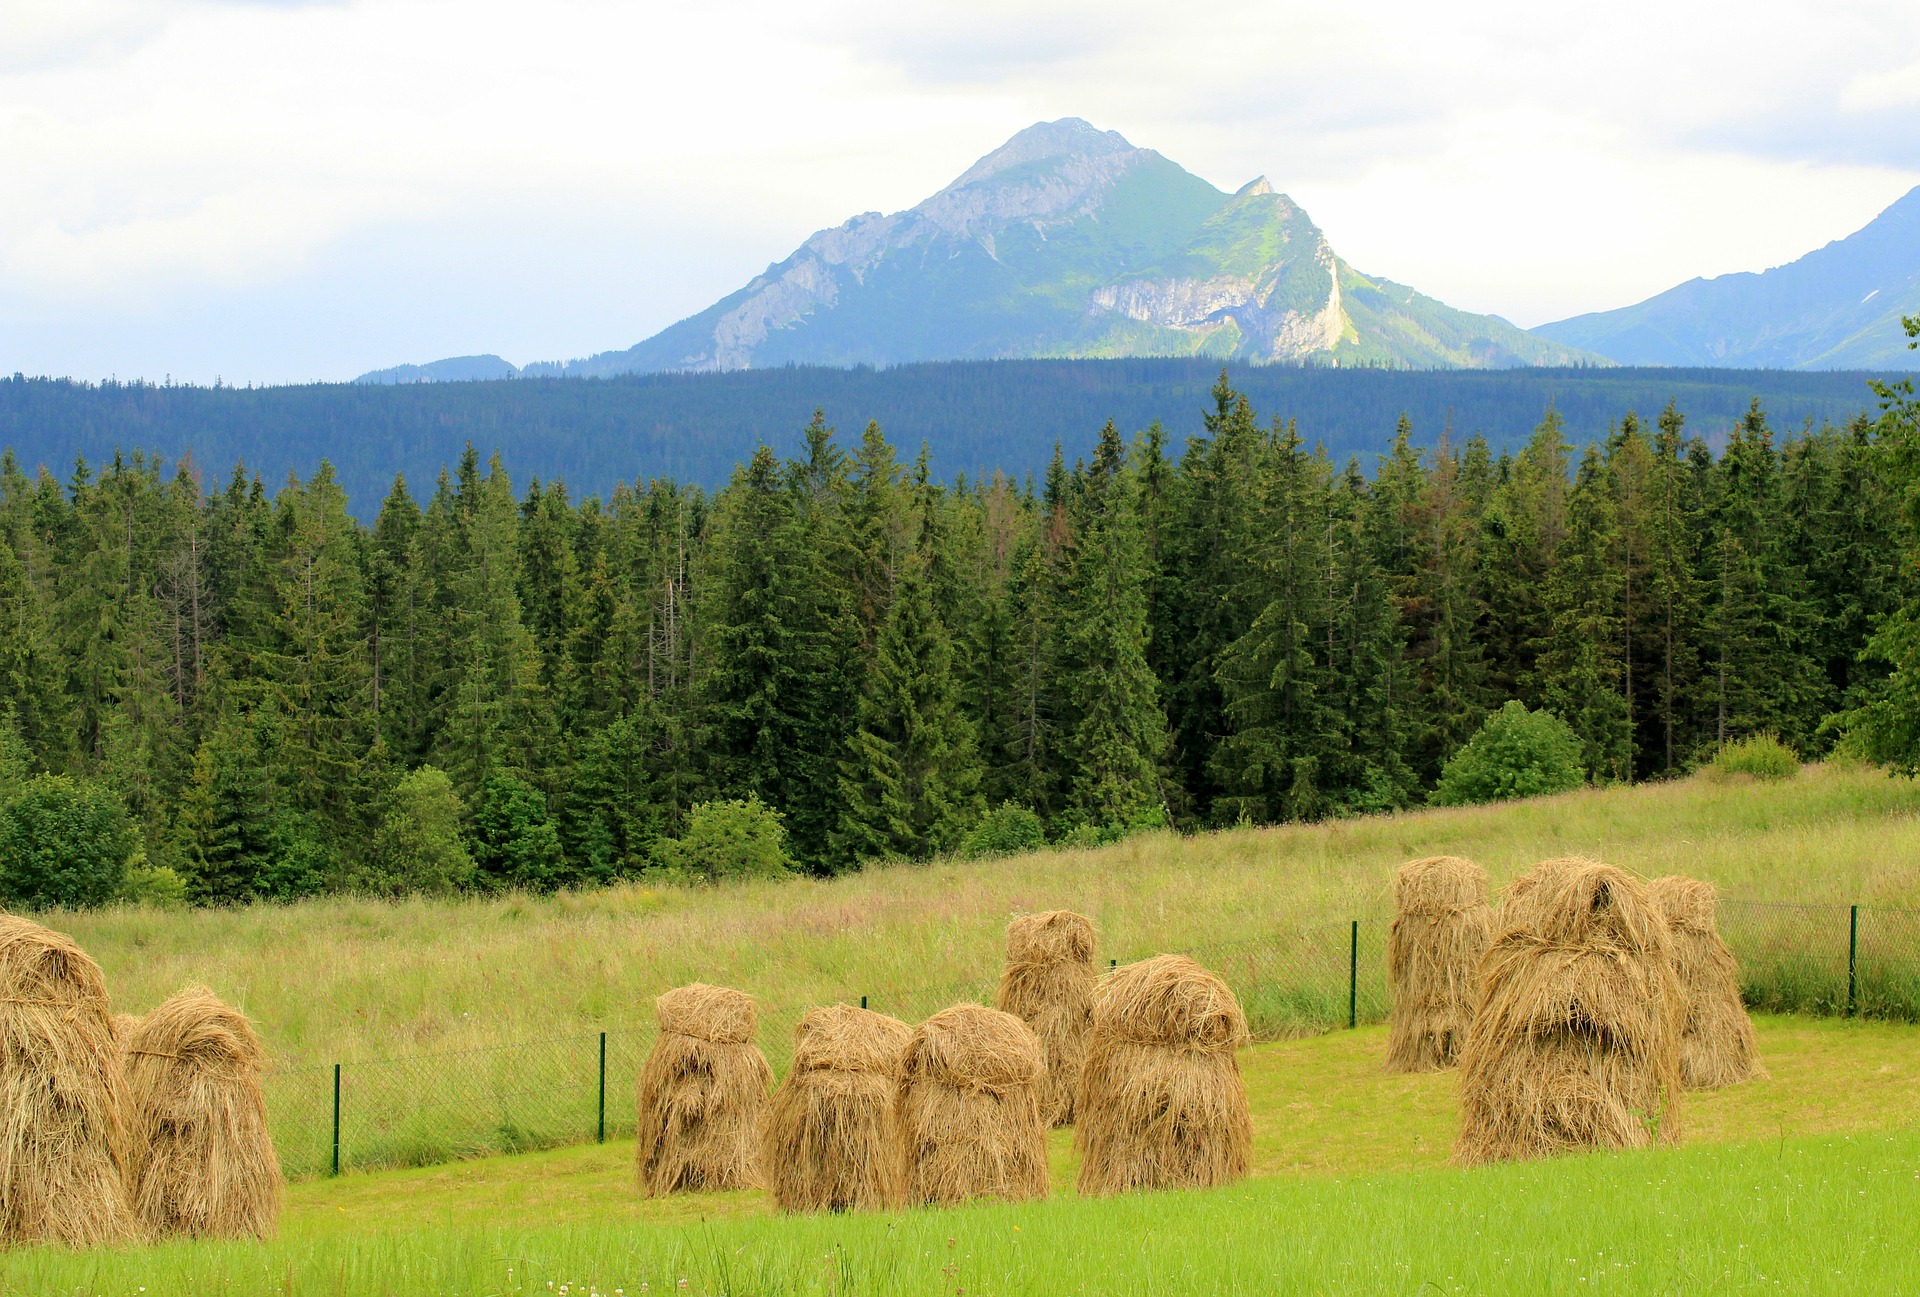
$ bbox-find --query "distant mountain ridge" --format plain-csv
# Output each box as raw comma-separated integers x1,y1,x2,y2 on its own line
359,118,1591,382
1532,187,1920,369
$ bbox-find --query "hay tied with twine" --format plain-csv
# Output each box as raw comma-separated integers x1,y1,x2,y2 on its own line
1385,856,1493,1073
761,1004,912,1213
1076,954,1252,1196
0,914,138,1248
1455,857,1684,1166
1647,876,1764,1089
120,986,280,1240
896,1004,1048,1207
993,910,1096,1126
634,983,771,1196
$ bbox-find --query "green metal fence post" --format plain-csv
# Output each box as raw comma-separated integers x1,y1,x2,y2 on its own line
1348,920,1359,1029
860,995,867,1010
331,1063,341,1176
597,1032,607,1143
1110,959,1117,972
1848,904,1859,1017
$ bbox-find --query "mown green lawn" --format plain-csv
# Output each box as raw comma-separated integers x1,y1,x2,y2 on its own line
7,1125,1911,1295
6,1016,1917,1295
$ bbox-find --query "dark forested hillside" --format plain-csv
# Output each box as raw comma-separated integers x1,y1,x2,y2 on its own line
4,350,1918,908
0,362,1900,516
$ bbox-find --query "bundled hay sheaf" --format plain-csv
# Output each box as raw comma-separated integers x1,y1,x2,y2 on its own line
634,983,771,1196
120,986,280,1240
896,1004,1048,1207
1647,875,1764,1089
993,910,1097,1126
1076,953,1252,1197
0,914,137,1249
1385,856,1493,1073
761,1004,912,1213
1455,857,1684,1166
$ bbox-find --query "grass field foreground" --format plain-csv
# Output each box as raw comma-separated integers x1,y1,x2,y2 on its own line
5,1125,1913,1295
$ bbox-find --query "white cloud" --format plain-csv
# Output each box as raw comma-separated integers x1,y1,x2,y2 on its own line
1,0,1917,379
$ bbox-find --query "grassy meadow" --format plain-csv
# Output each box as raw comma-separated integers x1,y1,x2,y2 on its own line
4,1018,1917,1295
54,762,1920,1072
30,762,1920,1175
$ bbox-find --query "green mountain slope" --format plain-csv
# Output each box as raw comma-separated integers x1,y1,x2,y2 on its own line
537,119,1591,376
1532,186,1920,370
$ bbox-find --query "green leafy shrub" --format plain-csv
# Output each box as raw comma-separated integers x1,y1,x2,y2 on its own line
649,796,793,883
117,861,190,908
959,803,1046,859
1430,701,1586,807
1053,803,1169,850
1707,733,1800,782
0,774,142,909
354,766,477,897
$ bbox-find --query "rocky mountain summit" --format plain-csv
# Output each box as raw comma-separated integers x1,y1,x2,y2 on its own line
362,119,1592,382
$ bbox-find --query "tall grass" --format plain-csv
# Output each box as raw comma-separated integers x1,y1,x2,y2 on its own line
35,764,1920,1175
52,764,1920,1065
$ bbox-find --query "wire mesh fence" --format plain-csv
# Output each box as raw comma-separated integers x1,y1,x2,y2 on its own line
267,898,1916,1180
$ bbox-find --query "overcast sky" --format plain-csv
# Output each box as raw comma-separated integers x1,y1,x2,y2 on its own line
4,0,1918,384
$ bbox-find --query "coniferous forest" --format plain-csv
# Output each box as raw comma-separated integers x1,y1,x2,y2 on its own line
4,361,1920,906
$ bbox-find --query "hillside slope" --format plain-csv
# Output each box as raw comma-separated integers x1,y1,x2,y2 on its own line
1533,186,1920,369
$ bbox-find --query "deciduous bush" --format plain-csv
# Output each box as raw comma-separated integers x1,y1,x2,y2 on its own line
1430,702,1586,807
650,796,793,883
0,774,142,909
960,803,1047,859
1706,733,1800,782
356,766,475,896
117,861,190,908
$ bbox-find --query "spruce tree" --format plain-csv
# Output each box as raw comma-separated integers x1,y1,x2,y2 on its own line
1055,422,1169,829
833,490,982,864
1535,445,1633,781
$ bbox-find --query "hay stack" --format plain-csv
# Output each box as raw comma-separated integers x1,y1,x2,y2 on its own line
1454,857,1684,1166
896,1004,1048,1207
0,915,137,1248
993,910,1097,1126
1647,876,1763,1089
761,1004,912,1213
1076,954,1251,1197
1385,856,1493,1073
634,983,771,1196
120,986,280,1239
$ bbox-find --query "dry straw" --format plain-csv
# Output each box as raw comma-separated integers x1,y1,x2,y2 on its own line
761,1004,912,1213
1385,856,1493,1073
634,983,771,1196
1076,953,1252,1197
0,914,138,1248
993,910,1097,1126
120,986,280,1240
896,1004,1049,1207
1455,857,1684,1166
1647,875,1764,1089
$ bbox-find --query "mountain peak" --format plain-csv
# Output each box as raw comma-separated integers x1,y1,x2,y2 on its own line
948,118,1139,189
387,121,1595,378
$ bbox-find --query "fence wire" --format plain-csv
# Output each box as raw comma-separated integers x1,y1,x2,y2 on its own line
268,898,1911,1180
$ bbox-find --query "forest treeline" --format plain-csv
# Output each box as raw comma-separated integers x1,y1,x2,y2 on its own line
3,362,1920,904
1,361,1895,511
